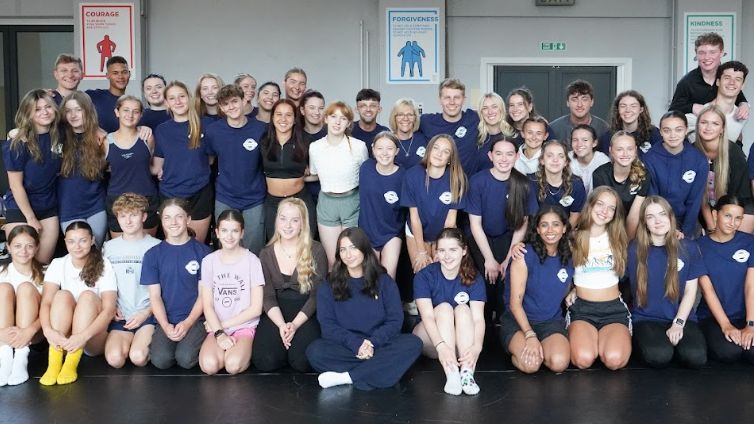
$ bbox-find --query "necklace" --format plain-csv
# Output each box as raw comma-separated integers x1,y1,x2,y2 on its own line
399,135,415,157
547,183,562,196
278,243,294,259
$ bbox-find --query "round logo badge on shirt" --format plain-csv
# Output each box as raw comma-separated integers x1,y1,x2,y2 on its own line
677,258,685,272
439,191,452,205
242,138,258,151
733,249,750,263
559,195,574,207
454,291,470,305
416,146,426,157
455,126,467,138
557,268,569,283
682,170,696,184
383,191,399,204
640,142,652,153
185,260,200,275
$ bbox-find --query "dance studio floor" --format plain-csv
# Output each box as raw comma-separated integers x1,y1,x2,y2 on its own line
3,325,753,424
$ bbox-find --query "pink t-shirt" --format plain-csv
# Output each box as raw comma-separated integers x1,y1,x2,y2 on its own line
199,249,265,332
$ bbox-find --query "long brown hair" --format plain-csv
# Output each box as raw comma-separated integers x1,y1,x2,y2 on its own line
11,89,60,162
634,196,680,307
436,228,477,286
60,92,106,180
165,81,203,149
609,90,653,142
420,134,468,203
572,186,627,276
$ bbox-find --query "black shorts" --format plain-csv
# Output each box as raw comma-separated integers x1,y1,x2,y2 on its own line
566,297,632,333
5,207,57,223
160,183,214,221
108,317,156,333
499,310,567,354
106,194,160,232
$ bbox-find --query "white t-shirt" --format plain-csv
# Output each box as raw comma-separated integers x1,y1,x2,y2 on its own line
574,232,619,289
686,104,747,143
0,262,42,293
308,136,369,193
569,151,610,194
44,255,118,301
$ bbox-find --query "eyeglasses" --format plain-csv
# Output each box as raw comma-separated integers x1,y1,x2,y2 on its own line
396,113,416,120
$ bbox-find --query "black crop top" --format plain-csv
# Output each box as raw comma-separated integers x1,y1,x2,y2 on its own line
262,141,308,179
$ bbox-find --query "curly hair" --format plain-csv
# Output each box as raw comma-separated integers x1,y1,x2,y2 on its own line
524,204,572,267
536,140,573,202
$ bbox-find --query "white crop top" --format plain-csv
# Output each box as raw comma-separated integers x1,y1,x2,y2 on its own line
574,232,619,289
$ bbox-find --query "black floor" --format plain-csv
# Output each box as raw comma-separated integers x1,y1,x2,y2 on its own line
3,327,754,424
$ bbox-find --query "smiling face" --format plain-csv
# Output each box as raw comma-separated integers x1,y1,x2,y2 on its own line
717,68,745,99
660,116,688,151
480,97,503,127
33,98,56,130
356,99,381,125
143,77,165,107
276,203,303,241
541,142,567,175
697,110,724,144
436,236,465,274
258,85,280,112
199,77,220,106
523,121,547,151
590,191,618,227
372,136,398,167
160,205,190,239
488,139,517,175
284,72,307,101
439,87,464,119
507,94,531,125
8,232,38,267
216,219,243,250
338,237,365,275
570,128,596,160
643,202,672,239
273,102,295,136
116,209,147,237
107,63,130,91
609,135,637,168
617,95,643,126
116,99,143,128
394,104,416,136
428,137,452,169
713,203,744,237
165,86,190,117
238,76,257,103
64,99,85,131
219,96,245,121
54,62,82,91
325,108,351,137
536,211,567,249
695,43,723,73
301,97,325,127
567,92,593,120
64,228,93,261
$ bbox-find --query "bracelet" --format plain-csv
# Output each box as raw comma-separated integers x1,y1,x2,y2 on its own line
418,251,428,256
524,330,537,340
434,340,446,348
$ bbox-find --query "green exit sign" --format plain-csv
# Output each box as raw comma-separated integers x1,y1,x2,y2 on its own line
541,42,567,51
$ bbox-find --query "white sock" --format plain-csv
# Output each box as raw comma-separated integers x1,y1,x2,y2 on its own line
443,366,462,395
460,368,480,395
7,346,30,386
0,345,12,387
318,371,353,388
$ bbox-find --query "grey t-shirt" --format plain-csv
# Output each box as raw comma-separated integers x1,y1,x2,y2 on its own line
103,235,161,320
549,114,610,146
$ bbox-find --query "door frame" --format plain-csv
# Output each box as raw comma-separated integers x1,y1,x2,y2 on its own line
480,57,633,96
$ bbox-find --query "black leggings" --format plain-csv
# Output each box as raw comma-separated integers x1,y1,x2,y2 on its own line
252,289,320,372
633,320,707,368
468,231,512,324
700,318,754,364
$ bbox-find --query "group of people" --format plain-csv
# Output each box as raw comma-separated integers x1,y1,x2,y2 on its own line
1,31,754,395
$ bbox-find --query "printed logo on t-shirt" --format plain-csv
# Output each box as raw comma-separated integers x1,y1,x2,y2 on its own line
733,249,750,263
121,152,134,160
677,258,685,271
682,170,696,183
242,138,258,151
439,191,452,205
126,266,134,275
640,142,652,153
384,191,399,204
416,146,426,157
559,196,574,207
557,268,569,283
629,184,640,195
52,143,63,155
454,291,470,305
185,260,200,275
455,126,467,138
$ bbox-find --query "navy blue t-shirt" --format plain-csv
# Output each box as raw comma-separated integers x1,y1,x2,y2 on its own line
504,245,573,322
139,108,171,131
352,121,389,147
474,132,505,173
419,110,480,175
358,159,406,249
154,120,211,198
395,132,428,170
140,239,212,324
697,232,754,321
413,262,486,307
2,133,61,211
57,135,105,221
467,169,538,237
401,165,466,242
627,239,705,322
534,176,587,216
204,118,267,210
85,89,120,133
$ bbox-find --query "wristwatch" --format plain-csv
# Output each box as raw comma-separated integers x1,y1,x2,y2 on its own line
214,329,226,338
747,320,754,327
673,317,685,328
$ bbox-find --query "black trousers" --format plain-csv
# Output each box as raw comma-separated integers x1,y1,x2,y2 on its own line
633,320,707,368
468,231,512,324
700,318,754,364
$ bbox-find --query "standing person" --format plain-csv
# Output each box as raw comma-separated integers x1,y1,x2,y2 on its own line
534,140,587,227
51,54,82,105
592,131,650,240
58,92,107,247
194,73,224,122
401,134,468,273
569,125,609,194
103,193,160,369
358,132,406,279
254,81,281,124
387,98,428,170
306,228,422,390
261,99,316,240
670,32,748,119
514,116,549,175
153,81,213,243
105,95,160,238
413,228,486,395
204,84,267,253
85,55,131,133
351,89,388,145
567,187,632,370
505,88,554,147
697,195,754,364
2,89,61,264
300,90,327,144
503,205,573,374
628,196,707,368
598,90,662,155
283,68,308,107
198,210,265,375
643,111,707,238
234,73,258,116
141,198,212,370
308,101,369,268
140,73,171,130
253,198,327,372
39,222,117,385
420,79,480,175
549,80,609,146
0,226,44,386
475,92,514,173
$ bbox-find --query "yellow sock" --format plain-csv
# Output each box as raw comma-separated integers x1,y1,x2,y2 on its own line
39,346,64,386
56,349,83,385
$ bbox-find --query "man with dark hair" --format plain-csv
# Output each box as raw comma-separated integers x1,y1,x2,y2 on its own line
351,88,388,144
549,79,609,145
85,56,131,132
670,32,748,120
687,60,749,142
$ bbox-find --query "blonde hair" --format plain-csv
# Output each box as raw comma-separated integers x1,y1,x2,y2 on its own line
266,198,319,294
112,192,149,215
193,73,225,117
634,196,680,307
609,131,648,189
476,92,514,147
165,81,203,149
572,186,627,276
694,105,729,202
420,134,468,203
11,89,60,162
388,98,421,133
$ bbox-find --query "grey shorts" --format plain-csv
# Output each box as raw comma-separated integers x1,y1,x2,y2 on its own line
316,190,359,227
